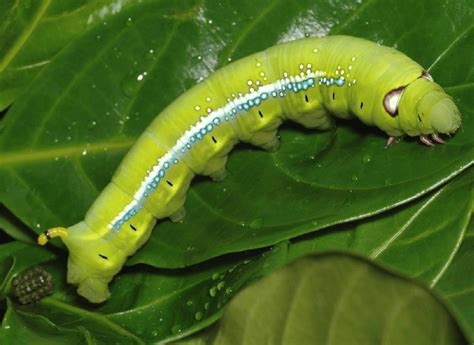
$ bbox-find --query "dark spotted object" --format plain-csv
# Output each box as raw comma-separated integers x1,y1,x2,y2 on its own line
12,266,53,305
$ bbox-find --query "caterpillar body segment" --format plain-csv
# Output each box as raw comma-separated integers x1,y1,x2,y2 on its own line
38,35,460,303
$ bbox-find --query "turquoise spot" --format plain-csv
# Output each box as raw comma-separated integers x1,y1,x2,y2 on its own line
159,169,165,177
206,124,213,131
213,117,220,125
261,92,268,99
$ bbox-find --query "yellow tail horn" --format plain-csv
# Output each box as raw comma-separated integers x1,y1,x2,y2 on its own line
37,227,68,245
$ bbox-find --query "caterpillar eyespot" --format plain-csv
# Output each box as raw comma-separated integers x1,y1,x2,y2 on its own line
12,266,54,305
37,35,462,303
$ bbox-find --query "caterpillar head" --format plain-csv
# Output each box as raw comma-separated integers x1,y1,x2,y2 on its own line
385,73,461,137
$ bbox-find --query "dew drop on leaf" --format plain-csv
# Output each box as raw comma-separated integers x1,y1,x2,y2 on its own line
209,286,217,297
171,325,182,335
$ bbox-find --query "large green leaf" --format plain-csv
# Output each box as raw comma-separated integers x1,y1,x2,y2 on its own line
0,0,167,111
0,0,472,269
435,215,474,340
175,253,467,345
0,171,470,344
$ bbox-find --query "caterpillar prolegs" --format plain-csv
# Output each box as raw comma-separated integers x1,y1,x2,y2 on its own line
38,35,461,303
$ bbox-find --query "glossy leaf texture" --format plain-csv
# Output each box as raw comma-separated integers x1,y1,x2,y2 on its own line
0,0,473,268
178,254,467,345
435,216,474,340
0,171,471,344
0,0,159,111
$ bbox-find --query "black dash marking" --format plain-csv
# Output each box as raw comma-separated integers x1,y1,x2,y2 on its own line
258,110,264,118
212,136,217,144
360,102,364,109
305,94,309,103
130,224,137,231
99,254,108,260
417,114,422,122
332,92,336,100
166,180,174,187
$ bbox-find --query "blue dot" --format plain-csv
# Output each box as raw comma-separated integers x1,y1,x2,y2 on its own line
254,97,261,105
243,104,250,110
196,133,203,140
159,169,165,177
173,159,179,164
206,124,213,131
238,105,243,110
232,108,237,114
225,116,230,121
248,99,254,107
151,182,157,188
271,91,277,97
200,128,207,135
308,78,315,85
213,117,220,125
186,143,192,149
153,176,160,183
164,162,170,169
261,92,268,99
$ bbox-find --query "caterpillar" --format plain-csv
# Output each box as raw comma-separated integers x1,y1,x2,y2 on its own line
37,35,461,303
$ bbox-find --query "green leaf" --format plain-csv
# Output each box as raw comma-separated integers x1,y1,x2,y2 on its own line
0,0,161,111
179,253,467,345
0,299,87,345
0,205,35,244
0,0,472,268
0,171,470,344
435,216,474,340
0,241,56,299
286,168,473,285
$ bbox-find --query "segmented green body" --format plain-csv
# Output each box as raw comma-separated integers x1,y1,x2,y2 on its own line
60,35,461,303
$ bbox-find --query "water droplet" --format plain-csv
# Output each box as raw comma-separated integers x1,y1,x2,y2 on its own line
194,311,203,321
211,273,219,281
209,286,217,297
82,150,87,156
225,287,233,295
126,17,133,26
186,299,194,306
351,175,359,182
249,217,264,230
152,330,158,337
171,325,182,335
217,281,225,290
121,69,145,97
362,154,372,163
204,302,210,310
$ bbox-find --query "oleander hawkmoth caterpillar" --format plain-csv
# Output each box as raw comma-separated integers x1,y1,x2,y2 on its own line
37,35,461,303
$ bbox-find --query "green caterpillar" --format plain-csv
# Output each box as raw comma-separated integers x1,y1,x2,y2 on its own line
38,35,461,303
